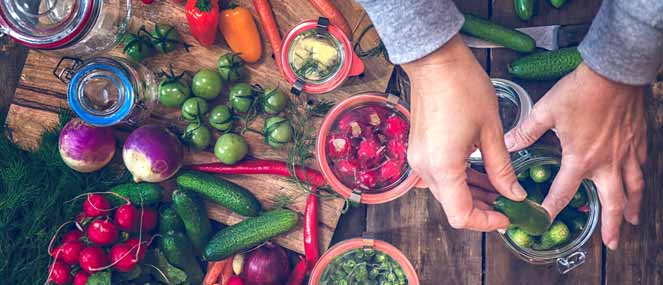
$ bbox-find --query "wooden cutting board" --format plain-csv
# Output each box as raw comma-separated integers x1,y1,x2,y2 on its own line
5,0,392,254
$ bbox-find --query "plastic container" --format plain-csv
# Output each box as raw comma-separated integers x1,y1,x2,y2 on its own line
0,0,131,57
309,237,419,285
56,56,158,127
501,146,599,274
316,92,421,204
280,17,364,95
468,78,533,165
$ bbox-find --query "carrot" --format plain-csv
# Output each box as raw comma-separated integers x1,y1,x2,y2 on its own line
219,256,235,285
252,0,283,72
204,260,228,285
219,6,262,63
309,0,352,39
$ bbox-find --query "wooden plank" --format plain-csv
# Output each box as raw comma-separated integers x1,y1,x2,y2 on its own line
604,77,663,285
0,37,29,113
365,2,487,284
7,0,394,255
485,1,604,284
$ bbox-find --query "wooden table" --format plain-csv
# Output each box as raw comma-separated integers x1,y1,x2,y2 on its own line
1,0,662,284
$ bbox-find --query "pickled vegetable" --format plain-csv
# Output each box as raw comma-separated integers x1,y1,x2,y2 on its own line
320,247,408,285
289,30,340,81
533,221,570,250
507,227,533,248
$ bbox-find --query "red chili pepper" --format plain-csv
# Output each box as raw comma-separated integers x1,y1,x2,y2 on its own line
304,190,320,272
189,159,326,187
286,257,308,285
185,0,219,47
577,204,590,213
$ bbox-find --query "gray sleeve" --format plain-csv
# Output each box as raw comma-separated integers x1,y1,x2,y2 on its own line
578,0,663,85
356,0,464,64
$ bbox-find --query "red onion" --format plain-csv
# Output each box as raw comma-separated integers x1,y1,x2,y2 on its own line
59,118,115,173
241,242,290,285
123,125,182,182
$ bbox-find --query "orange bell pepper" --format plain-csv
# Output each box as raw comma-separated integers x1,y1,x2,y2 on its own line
219,6,263,63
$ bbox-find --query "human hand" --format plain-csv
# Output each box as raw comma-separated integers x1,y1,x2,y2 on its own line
402,35,528,232
504,63,647,250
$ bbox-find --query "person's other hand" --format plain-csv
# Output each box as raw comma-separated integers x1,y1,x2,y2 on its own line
403,35,528,232
504,63,647,250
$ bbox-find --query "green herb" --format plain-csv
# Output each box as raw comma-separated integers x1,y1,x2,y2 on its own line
87,271,112,285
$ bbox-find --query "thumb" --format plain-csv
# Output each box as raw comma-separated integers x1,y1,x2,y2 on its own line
504,104,554,152
480,125,528,202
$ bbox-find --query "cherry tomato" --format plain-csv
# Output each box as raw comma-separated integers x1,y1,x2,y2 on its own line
184,123,212,150
181,97,209,121
192,69,223,100
262,87,288,114
151,23,180,53
214,133,248,165
229,83,254,113
208,105,233,131
217,53,246,82
121,33,154,62
263,116,293,148
159,78,191,108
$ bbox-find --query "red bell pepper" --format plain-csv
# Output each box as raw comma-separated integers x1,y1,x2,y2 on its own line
185,0,219,47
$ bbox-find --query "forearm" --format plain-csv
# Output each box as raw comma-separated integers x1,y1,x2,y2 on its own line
356,0,464,64
579,0,663,85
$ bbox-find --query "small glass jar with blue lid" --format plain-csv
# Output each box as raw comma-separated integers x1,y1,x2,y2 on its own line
57,56,158,127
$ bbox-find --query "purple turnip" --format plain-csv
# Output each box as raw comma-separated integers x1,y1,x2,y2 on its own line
122,125,183,183
59,118,115,172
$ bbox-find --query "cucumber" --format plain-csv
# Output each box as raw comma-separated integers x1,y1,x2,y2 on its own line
558,207,588,233
529,164,551,183
108,182,163,206
159,204,184,234
533,220,570,250
568,187,588,208
171,190,212,255
507,226,534,248
203,209,298,261
550,0,566,8
160,231,204,284
176,171,262,217
526,182,545,204
508,47,582,80
494,196,551,235
461,14,535,53
514,0,534,21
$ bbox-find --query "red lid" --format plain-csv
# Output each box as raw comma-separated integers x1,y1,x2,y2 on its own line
0,0,96,49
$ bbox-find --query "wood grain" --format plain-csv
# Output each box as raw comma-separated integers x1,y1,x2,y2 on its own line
6,0,393,255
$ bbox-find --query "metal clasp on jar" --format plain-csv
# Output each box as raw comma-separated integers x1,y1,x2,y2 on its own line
53,56,83,83
556,250,586,274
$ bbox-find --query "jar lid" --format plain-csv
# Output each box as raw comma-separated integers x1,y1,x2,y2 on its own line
0,0,96,49
280,18,357,95
68,58,134,127
469,78,533,163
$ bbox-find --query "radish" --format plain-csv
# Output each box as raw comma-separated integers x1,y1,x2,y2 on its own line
73,271,90,285
62,230,83,243
380,160,403,183
336,159,358,177
59,240,84,265
50,245,63,260
79,246,109,272
110,243,138,272
358,170,378,189
357,139,380,162
327,135,352,158
48,261,72,284
125,237,147,261
83,194,112,217
383,115,409,139
115,204,139,232
138,208,158,232
87,220,119,245
387,139,407,160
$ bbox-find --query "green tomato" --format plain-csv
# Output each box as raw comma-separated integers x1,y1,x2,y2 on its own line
214,133,248,165
208,105,233,131
217,53,246,82
262,88,288,114
159,79,190,107
184,123,211,150
151,23,180,53
181,97,209,121
192,69,223,100
529,164,552,183
263,116,293,148
229,83,254,113
122,33,154,62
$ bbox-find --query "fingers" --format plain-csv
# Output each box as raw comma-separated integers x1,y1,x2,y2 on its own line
622,149,644,225
594,172,626,251
466,167,496,192
480,127,527,201
541,160,585,219
504,103,554,152
470,186,500,205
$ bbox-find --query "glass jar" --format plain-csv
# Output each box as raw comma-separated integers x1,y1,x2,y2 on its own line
0,0,131,57
57,56,158,127
469,78,533,165
502,146,599,274
280,17,364,95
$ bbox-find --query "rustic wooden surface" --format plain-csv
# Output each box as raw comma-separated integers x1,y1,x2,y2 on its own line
2,0,663,284
3,0,391,255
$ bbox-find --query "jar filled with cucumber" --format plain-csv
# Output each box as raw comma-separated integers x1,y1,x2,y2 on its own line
497,147,599,269
320,247,408,285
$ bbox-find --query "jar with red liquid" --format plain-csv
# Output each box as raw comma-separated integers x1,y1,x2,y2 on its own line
316,92,421,204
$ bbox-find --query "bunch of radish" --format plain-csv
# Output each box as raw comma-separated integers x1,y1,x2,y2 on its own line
327,104,410,191
47,193,157,284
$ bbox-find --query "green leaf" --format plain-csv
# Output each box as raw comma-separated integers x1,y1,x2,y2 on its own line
152,249,188,284
86,271,112,285
114,265,142,281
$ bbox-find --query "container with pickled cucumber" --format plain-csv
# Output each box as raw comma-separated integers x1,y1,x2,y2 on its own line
309,238,419,285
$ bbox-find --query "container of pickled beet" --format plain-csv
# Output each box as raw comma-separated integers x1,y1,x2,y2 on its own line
309,237,419,285
316,92,421,204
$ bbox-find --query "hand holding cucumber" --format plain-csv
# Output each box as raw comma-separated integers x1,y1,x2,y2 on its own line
504,63,647,250
402,35,528,232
